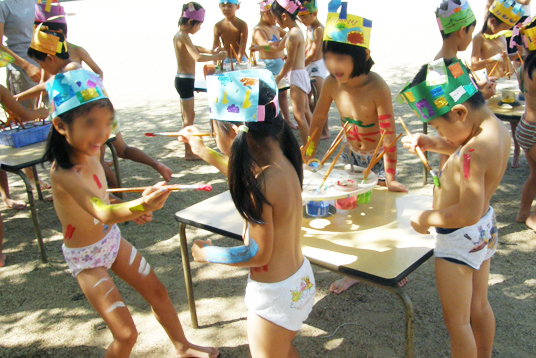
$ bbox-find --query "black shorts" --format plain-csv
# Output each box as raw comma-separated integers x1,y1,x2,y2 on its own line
175,74,195,101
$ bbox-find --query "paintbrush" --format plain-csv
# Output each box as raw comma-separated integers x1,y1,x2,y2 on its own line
517,51,524,65
488,60,500,77
107,184,213,193
463,59,479,81
320,122,351,167
145,132,211,138
363,133,403,180
398,117,439,187
314,142,348,195
362,130,386,177
301,128,318,158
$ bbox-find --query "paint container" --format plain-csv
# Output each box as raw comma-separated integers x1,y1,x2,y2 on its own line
501,85,516,104
306,200,330,217
334,180,358,210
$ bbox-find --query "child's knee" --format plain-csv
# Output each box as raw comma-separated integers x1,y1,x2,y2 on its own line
442,309,470,331
113,324,138,347
470,299,491,318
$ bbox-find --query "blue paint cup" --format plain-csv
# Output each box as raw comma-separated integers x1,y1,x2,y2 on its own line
306,200,330,217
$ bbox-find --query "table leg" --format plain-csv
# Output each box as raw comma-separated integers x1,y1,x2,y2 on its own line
106,141,124,200
9,168,47,263
389,286,415,358
31,165,43,201
422,123,428,186
179,222,199,329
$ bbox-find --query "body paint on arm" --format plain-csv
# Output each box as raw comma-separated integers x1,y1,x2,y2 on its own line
463,154,472,179
206,147,229,167
64,224,76,240
204,237,259,264
91,197,145,212
93,174,102,189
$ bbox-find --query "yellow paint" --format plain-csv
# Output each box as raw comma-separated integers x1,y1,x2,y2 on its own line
243,89,252,109
222,91,228,104
206,147,229,167
91,197,145,212
214,96,218,103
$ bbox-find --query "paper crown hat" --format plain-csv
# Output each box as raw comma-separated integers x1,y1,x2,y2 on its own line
207,69,279,122
299,0,318,15
182,3,205,22
47,69,108,118
323,1,372,49
399,58,478,123
220,0,239,4
29,22,68,56
521,17,536,51
260,0,274,12
436,0,476,35
35,0,66,24
274,0,301,16
0,51,14,68
489,0,524,27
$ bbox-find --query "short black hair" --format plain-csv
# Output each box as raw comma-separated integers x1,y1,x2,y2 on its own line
271,0,299,21
408,58,485,116
482,12,502,34
35,21,68,37
440,20,476,40
179,2,204,27
322,41,374,78
27,30,69,61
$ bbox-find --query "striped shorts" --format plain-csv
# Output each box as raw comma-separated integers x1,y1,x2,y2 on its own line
515,114,536,153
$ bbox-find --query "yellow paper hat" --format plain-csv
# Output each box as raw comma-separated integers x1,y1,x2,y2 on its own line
521,17,536,51
323,1,371,49
29,22,67,56
489,0,524,27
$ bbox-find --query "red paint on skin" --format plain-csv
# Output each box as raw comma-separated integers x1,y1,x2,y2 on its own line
463,154,471,179
385,168,396,174
251,265,269,273
384,146,396,153
378,114,392,121
382,131,395,135
385,158,397,164
93,174,102,189
469,148,475,152
65,224,76,240
346,126,380,143
379,122,391,129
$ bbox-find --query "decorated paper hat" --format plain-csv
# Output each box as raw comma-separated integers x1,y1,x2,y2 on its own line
260,0,274,12
35,0,66,24
521,17,536,51
47,69,108,118
299,0,318,15
400,58,478,123
323,1,372,49
436,0,476,35
29,23,68,56
274,0,301,16
489,0,524,27
0,51,14,68
220,0,239,4
182,3,205,22
207,69,279,122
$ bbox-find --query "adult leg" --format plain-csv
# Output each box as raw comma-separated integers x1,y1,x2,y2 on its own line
0,171,26,210
0,213,4,267
180,99,200,161
112,132,172,181
470,259,495,358
516,145,536,223
111,238,218,358
290,87,310,144
511,122,521,168
77,267,138,358
247,311,298,358
279,90,296,129
436,258,476,358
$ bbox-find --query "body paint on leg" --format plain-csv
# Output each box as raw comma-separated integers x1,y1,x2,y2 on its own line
129,246,137,265
106,301,126,313
94,278,109,288
104,287,115,298
138,257,151,276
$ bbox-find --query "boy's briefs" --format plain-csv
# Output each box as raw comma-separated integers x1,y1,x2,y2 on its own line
515,113,536,153
175,73,195,101
342,147,386,180
258,58,284,77
434,207,498,270
62,224,121,277
223,55,248,64
306,59,328,79
244,257,315,332
287,69,311,94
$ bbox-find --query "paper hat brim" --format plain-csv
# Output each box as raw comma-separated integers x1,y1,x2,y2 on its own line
29,22,67,56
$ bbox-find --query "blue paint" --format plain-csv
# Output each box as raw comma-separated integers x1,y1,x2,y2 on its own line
306,200,330,217
204,237,259,264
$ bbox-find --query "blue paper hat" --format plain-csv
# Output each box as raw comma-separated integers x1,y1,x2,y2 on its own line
207,69,279,122
47,69,108,118
220,0,239,4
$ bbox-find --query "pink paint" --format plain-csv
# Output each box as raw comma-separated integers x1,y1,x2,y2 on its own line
379,122,391,129
385,158,397,164
386,168,396,174
65,224,76,240
93,174,102,189
384,146,396,153
463,154,471,179
378,114,392,121
469,148,475,152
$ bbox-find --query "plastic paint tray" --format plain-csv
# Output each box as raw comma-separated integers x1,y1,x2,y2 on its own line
0,123,51,148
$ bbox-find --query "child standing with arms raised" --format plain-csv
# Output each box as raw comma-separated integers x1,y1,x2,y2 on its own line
174,2,227,160
178,69,315,358
305,3,407,294
213,0,248,63
271,0,312,144
44,69,219,358
401,58,510,358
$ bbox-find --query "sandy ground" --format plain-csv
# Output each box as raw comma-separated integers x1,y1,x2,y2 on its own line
1,1,535,357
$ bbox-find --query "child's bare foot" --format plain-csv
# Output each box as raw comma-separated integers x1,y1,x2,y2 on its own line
525,214,536,231
397,277,408,287
176,343,219,358
330,277,360,294
0,253,5,267
31,180,51,190
516,211,530,223
156,162,173,182
185,145,201,161
2,198,27,210
511,153,521,168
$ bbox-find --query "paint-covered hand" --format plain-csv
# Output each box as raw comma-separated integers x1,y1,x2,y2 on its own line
178,126,206,156
141,182,171,211
216,51,228,61
410,211,430,235
387,180,408,193
401,133,430,155
132,212,153,225
192,239,211,262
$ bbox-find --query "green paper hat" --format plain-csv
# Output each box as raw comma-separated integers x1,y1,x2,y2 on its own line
400,58,478,123
436,0,476,35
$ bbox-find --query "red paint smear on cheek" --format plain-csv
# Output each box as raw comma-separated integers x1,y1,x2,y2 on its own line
65,224,76,240
93,174,102,189
463,154,471,179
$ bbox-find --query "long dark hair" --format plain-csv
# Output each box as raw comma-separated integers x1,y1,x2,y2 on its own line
42,99,114,169
213,80,303,224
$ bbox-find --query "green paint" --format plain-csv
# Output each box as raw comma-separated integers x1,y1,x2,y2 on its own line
342,117,375,128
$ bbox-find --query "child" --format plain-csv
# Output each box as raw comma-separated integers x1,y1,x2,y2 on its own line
515,26,536,228
305,5,407,294
43,69,219,358
213,0,248,63
178,69,315,358
298,0,330,139
400,58,510,358
472,0,524,167
174,2,227,160
271,0,312,144
250,0,293,129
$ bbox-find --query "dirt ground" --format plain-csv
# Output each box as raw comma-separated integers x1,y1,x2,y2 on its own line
1,1,535,357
